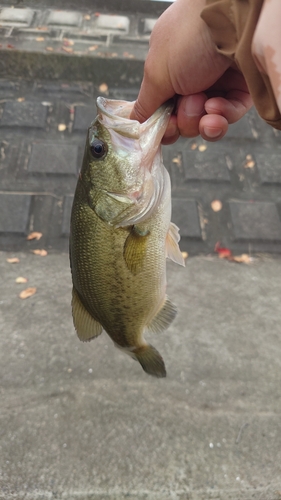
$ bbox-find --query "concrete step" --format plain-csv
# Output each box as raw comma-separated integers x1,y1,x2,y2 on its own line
1,76,281,255
0,2,165,82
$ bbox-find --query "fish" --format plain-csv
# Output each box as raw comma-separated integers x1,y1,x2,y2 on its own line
69,97,185,378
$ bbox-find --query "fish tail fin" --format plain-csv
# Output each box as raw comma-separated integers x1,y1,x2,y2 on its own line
133,344,166,378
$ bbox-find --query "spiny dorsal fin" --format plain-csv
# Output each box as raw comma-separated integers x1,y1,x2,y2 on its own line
72,288,103,342
147,296,177,334
166,222,185,267
123,225,150,275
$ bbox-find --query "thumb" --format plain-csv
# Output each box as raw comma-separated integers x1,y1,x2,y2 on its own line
130,65,174,122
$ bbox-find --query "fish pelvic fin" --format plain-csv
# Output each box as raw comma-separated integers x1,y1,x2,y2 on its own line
133,344,166,378
72,288,103,342
166,222,185,267
147,296,177,334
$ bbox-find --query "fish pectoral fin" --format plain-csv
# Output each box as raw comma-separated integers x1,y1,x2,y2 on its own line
132,344,166,378
147,296,177,333
166,222,185,267
72,288,103,342
123,225,150,275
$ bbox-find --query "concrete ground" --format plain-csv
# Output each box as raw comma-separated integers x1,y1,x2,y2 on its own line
1,250,281,500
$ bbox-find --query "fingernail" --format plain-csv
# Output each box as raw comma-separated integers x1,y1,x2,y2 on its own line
203,126,223,139
184,95,205,117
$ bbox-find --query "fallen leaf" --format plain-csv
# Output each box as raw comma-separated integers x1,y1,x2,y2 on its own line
62,46,73,54
58,123,67,132
27,231,42,241
17,97,25,102
88,45,98,51
172,155,182,166
15,277,28,284
36,37,45,42
63,39,74,46
6,257,20,264
123,52,135,59
181,251,188,260
7,44,15,49
19,287,37,300
198,144,207,152
244,154,255,169
245,160,255,168
232,254,252,264
190,143,197,150
84,14,91,20
32,249,48,257
214,242,232,259
211,200,223,212
99,83,108,93
45,47,54,52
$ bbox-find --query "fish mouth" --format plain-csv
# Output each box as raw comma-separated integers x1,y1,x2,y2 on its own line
96,97,173,143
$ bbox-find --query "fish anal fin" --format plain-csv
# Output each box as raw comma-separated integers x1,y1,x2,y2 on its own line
72,288,103,342
147,296,177,334
166,222,185,267
124,225,150,275
133,344,166,378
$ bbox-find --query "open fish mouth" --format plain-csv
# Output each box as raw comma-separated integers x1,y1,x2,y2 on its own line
96,96,173,144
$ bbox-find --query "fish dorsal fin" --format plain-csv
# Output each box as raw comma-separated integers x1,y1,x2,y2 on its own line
147,296,177,334
123,225,150,275
72,288,103,341
166,222,185,267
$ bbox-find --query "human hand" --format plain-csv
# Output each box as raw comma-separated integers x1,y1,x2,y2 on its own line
130,0,253,144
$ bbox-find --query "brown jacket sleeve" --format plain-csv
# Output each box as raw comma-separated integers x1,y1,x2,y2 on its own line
201,0,281,130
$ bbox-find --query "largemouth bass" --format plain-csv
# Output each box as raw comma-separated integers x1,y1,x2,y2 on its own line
69,97,185,378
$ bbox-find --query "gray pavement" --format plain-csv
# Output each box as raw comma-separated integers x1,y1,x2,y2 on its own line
1,250,281,499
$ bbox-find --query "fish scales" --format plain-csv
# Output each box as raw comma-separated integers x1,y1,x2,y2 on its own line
70,97,185,378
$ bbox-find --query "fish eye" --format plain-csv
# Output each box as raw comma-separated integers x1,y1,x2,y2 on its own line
90,138,108,160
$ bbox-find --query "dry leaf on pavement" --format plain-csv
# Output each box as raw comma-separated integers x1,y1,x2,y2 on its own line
99,83,108,93
232,254,252,264
62,46,74,54
211,200,223,212
58,123,67,131
15,277,28,284
172,155,182,166
19,287,37,299
214,242,233,259
27,231,43,241
6,257,20,264
32,249,48,257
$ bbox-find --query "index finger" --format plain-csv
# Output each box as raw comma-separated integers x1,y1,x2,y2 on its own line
130,59,174,122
